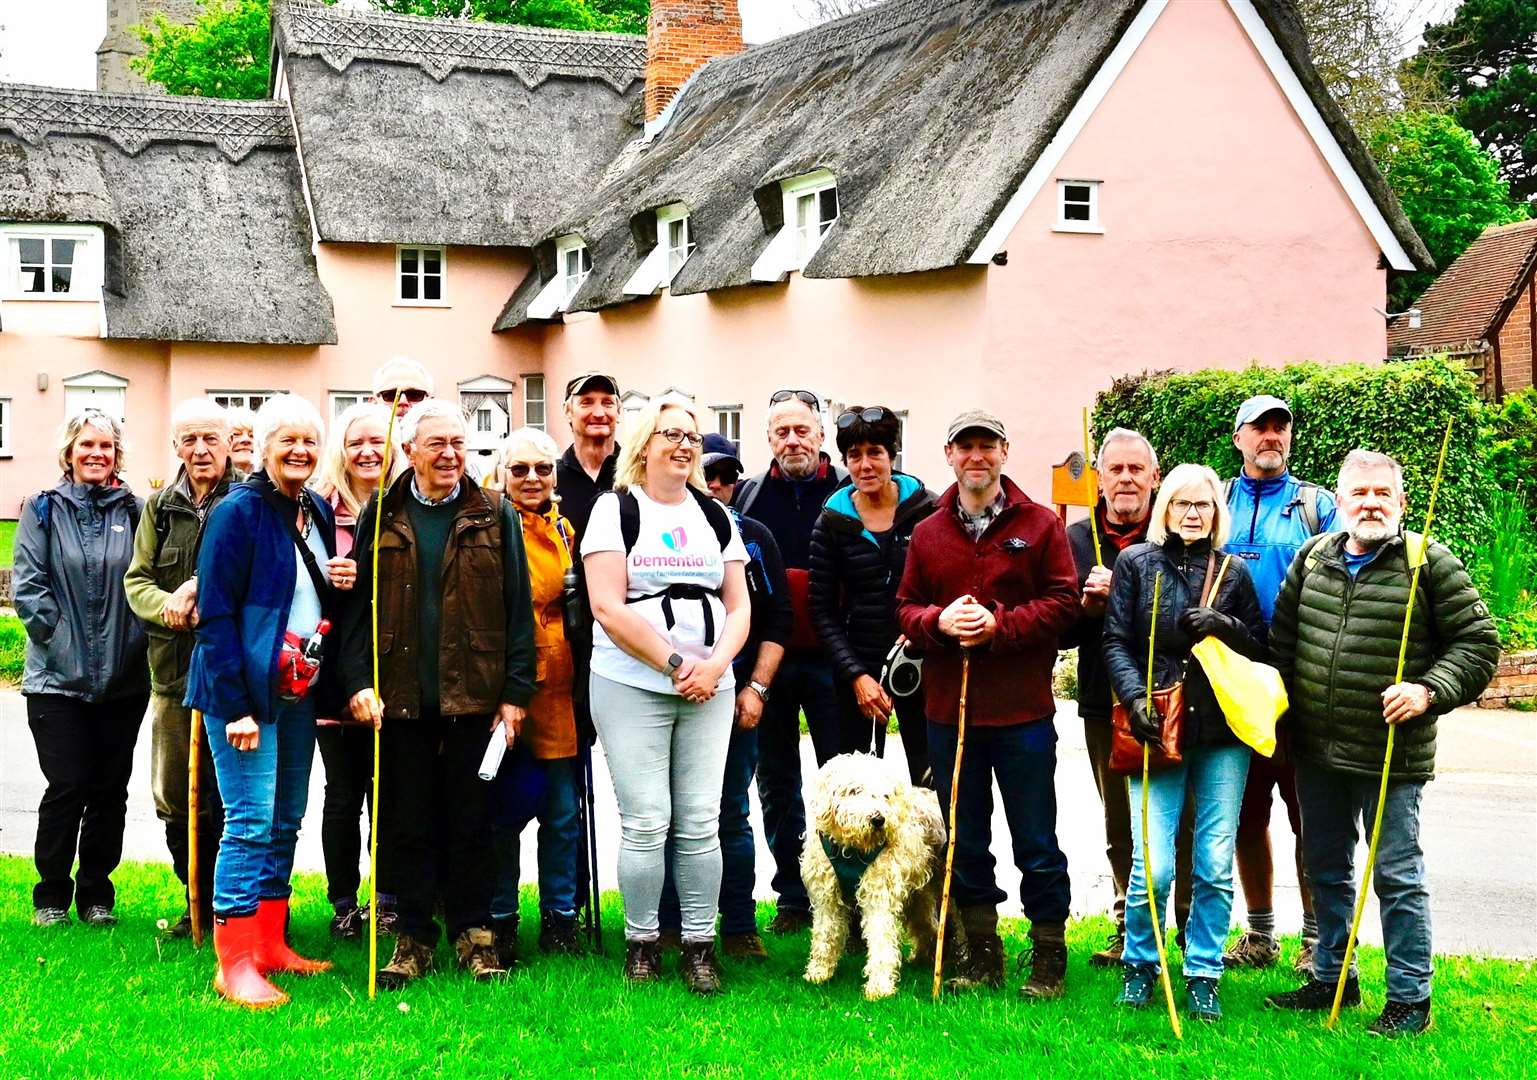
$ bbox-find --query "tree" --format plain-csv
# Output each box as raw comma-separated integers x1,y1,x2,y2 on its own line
363,1,647,34
1410,0,1537,202
794,0,877,19
1370,110,1528,308
131,0,270,99
1295,0,1451,139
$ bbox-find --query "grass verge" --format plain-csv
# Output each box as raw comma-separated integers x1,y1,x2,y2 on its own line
0,615,23,684
0,856,1531,1077
0,519,15,567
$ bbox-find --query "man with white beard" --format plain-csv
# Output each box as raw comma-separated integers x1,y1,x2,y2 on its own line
1265,449,1498,1037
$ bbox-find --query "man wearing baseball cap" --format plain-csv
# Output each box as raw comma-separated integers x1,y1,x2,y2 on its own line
896,409,1079,1000
700,434,744,505
1222,394,1337,973
555,372,621,540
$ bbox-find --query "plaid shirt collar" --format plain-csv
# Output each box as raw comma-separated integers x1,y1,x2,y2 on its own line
955,489,1008,540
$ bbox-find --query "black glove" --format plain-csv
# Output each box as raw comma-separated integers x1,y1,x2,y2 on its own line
1126,697,1163,752
1178,605,1243,645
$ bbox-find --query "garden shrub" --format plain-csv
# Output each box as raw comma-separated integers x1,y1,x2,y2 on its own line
1481,387,1537,514
0,615,24,684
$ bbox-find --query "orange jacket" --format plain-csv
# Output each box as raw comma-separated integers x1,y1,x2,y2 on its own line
519,502,578,759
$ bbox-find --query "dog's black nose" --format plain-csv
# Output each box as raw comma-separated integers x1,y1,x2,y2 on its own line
870,814,885,830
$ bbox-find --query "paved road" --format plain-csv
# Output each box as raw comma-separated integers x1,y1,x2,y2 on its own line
1,692,1532,958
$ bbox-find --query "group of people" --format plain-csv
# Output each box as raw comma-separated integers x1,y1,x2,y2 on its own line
13,366,1498,1034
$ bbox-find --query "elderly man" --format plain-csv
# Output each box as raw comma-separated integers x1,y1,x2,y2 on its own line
372,356,435,418
123,397,242,938
1061,427,1159,967
342,399,538,989
554,372,621,539
897,409,1079,999
226,407,257,476
1266,450,1498,1036
731,389,847,934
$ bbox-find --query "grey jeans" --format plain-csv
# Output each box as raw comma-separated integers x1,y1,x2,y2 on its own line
1295,760,1432,1002
590,673,734,943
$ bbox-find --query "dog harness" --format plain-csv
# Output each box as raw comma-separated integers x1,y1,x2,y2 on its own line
820,835,888,902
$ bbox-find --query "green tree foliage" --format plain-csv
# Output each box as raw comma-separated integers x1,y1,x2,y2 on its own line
1369,110,1527,309
1410,0,1537,202
130,0,270,99
364,1,647,33
1482,386,1537,509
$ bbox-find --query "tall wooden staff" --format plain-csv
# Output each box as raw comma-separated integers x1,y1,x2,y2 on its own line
367,403,401,1000
1328,418,1454,1029
932,649,970,1000
1140,572,1182,1039
187,709,205,947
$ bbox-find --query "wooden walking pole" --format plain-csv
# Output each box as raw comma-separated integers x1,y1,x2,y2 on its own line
1141,572,1182,1039
932,648,971,1000
367,403,401,1001
187,708,205,947
1328,417,1454,1030
1083,407,1103,567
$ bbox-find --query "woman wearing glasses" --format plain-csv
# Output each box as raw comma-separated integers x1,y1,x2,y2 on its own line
582,398,751,994
481,428,585,964
1101,463,1266,1022
808,405,937,784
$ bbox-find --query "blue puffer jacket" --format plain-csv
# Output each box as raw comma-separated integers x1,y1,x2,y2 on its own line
184,476,336,725
1224,472,1336,623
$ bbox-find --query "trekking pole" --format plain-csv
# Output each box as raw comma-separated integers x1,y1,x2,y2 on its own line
367,403,401,1001
584,748,604,954
1141,572,1182,1040
1083,407,1103,567
1328,417,1454,1030
932,647,971,1000
187,708,205,948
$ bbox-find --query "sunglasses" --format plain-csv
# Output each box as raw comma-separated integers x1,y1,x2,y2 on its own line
379,387,429,405
507,462,554,479
770,389,819,409
837,406,892,429
654,428,704,448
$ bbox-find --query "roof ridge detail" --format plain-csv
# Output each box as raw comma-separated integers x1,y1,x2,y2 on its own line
0,83,292,162
276,0,644,92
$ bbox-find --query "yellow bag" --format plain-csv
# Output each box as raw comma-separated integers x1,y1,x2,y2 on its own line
1191,636,1285,757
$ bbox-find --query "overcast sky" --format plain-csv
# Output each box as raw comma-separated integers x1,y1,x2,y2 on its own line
0,0,1460,92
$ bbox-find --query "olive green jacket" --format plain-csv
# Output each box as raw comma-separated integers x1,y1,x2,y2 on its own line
1269,530,1500,781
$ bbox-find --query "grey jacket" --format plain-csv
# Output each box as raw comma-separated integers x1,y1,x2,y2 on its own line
14,477,150,701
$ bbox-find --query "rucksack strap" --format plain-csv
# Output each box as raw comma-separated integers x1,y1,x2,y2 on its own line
255,481,331,601
629,583,719,647
618,487,731,554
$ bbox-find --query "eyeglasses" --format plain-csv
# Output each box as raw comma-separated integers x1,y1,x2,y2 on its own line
379,387,429,405
507,462,554,479
654,428,704,448
837,406,892,429
1170,499,1215,517
770,389,820,409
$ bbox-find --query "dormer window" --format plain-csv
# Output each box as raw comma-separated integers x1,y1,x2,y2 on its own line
751,170,839,282
665,212,696,278
397,245,446,305
2,225,103,300
561,238,592,303
623,204,695,297
793,181,839,264
1054,179,1102,234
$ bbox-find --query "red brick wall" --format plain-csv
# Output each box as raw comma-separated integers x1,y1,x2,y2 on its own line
1495,274,1535,395
1479,649,1537,708
646,0,744,121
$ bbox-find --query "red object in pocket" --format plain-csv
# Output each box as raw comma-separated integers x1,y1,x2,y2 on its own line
277,619,330,703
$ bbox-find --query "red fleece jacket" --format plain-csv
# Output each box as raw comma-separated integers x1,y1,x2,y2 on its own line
896,477,1078,727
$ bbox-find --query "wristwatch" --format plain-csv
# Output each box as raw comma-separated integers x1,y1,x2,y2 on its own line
1422,684,1437,708
662,652,685,677
749,680,771,702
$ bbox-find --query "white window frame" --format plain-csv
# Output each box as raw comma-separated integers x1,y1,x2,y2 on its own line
751,170,839,282
1054,179,1103,234
712,405,742,443
0,397,11,457
529,236,592,318
1,224,104,301
523,375,547,431
560,237,592,304
623,204,695,296
63,370,129,423
208,390,275,412
329,391,369,417
395,244,448,307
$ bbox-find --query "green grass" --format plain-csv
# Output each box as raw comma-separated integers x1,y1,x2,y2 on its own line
0,616,22,684
0,857,1531,1077
0,519,15,567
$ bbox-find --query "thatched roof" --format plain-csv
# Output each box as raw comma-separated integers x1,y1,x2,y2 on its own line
1388,219,1537,356
273,0,645,247
0,83,335,345
497,0,1432,330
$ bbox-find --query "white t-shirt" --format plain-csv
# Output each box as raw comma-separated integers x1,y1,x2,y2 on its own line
581,488,747,695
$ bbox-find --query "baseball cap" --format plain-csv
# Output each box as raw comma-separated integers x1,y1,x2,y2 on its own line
564,371,620,400
946,409,1008,444
701,433,743,473
1233,394,1293,432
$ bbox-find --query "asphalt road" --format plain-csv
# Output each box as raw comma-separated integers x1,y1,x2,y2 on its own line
1,692,1532,958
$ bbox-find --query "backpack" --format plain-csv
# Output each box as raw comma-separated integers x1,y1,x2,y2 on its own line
616,486,734,648
32,488,144,542
1223,477,1322,536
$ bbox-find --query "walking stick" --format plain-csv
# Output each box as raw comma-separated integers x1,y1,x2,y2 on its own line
1083,407,1103,567
187,708,205,947
1140,572,1182,1040
932,648,971,1000
583,747,604,954
1328,418,1454,1029
367,403,401,1001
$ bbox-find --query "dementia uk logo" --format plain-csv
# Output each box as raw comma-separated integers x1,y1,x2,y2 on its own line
633,526,711,568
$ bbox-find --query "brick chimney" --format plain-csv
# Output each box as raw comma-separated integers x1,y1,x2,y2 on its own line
646,1,745,121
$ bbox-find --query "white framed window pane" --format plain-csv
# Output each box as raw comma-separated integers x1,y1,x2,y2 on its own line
818,187,839,233
423,249,441,275
18,237,44,264
401,275,419,300
423,275,441,301
476,408,493,433
51,265,73,293
580,248,592,274
796,193,815,231
51,238,76,267
401,247,419,273
524,376,546,430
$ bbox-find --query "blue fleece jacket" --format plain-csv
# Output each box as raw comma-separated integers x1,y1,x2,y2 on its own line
1223,471,1336,623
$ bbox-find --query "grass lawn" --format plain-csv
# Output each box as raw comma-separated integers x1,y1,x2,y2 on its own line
0,519,15,567
1,858,1531,1077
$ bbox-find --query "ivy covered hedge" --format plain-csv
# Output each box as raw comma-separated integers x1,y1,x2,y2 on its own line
1091,357,1489,561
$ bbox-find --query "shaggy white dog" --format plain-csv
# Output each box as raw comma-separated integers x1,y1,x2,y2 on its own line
801,752,947,1000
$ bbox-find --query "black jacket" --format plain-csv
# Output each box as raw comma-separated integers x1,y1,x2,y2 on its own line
1101,534,1267,750
555,443,618,541
1061,503,1148,722
809,474,937,684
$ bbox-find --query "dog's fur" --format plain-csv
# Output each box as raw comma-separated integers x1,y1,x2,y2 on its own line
801,753,946,1000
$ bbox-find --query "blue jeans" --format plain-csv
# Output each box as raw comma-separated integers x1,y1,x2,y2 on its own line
661,723,759,936
927,719,1071,922
756,652,840,913
490,752,581,921
1295,761,1432,1002
204,698,317,918
1125,744,1249,979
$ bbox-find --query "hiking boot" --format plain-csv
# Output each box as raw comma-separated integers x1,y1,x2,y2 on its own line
1224,930,1280,968
377,934,435,990
1018,923,1067,1000
330,903,368,941
767,908,812,934
1118,962,1158,1008
656,929,683,955
944,933,1005,992
623,939,662,984
374,905,400,936
722,932,768,960
1089,928,1124,968
538,910,582,955
1266,975,1360,1011
455,928,507,982
680,940,723,996
1294,939,1316,975
165,906,210,940
1186,976,1222,1022
80,904,118,928
1368,997,1432,1037
32,906,70,928
492,919,520,970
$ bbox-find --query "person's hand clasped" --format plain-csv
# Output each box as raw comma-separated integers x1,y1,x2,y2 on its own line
1081,565,1111,615
957,605,998,648
226,716,260,752
1382,681,1431,725
349,688,384,729
673,658,720,704
853,673,893,722
1126,697,1163,752
327,556,357,592
163,578,199,631
939,594,994,645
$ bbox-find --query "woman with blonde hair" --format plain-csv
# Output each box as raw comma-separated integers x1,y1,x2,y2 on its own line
581,396,751,993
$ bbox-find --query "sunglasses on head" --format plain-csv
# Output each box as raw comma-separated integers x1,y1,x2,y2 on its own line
770,389,819,409
837,406,892,429
507,462,554,479
379,387,429,405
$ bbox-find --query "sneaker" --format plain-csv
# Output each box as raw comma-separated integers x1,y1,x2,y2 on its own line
1224,930,1280,968
1017,925,1067,1000
1117,962,1158,1008
455,928,507,982
1294,939,1316,975
656,929,683,955
767,908,812,935
623,939,662,984
1186,976,1222,1021
377,934,435,990
492,920,520,970
1266,975,1361,1011
80,904,118,928
944,932,1005,992
1368,997,1432,1037
721,932,768,960
329,903,368,941
679,940,722,995
32,906,70,928
538,911,582,955
1089,929,1125,968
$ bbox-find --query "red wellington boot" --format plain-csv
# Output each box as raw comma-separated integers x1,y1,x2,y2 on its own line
255,898,334,975
214,915,289,1009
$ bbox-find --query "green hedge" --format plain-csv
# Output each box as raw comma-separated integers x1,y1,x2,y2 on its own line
0,615,23,684
1091,357,1489,561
